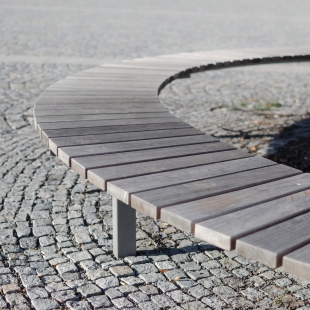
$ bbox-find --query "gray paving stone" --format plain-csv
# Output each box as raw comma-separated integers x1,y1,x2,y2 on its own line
96,276,119,291
164,269,187,281
129,291,150,303
88,295,113,308
171,254,190,264
263,285,286,298
0,267,11,275
139,273,166,284
117,284,139,295
102,260,124,270
86,268,110,281
67,250,92,263
188,285,212,301
232,268,251,278
139,301,161,310
95,254,113,264
210,268,231,279
39,236,55,247
51,290,79,303
180,262,201,271
5,293,27,306
274,277,293,287
45,282,70,293
110,265,135,277
80,260,99,271
2,283,20,294
167,290,194,303
240,287,265,302
112,297,134,309
151,294,176,308
295,289,310,300
32,226,55,238
20,274,43,288
139,285,158,296
201,295,227,309
155,261,177,271
14,303,31,310
176,279,198,289
41,275,63,284
19,237,38,249
105,288,123,299
187,270,210,281
124,256,150,265
148,254,170,262
66,301,92,310
225,296,255,309
77,283,102,297
157,281,178,293
132,263,158,275
56,262,78,274
120,276,145,286
213,285,238,299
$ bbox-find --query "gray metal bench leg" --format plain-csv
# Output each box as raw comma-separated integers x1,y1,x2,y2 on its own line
112,197,136,258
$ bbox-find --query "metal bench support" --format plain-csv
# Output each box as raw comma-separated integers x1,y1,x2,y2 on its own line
112,197,136,258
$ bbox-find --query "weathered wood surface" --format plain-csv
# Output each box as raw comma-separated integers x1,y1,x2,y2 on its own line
87,150,252,191
34,107,168,116
131,165,301,219
107,157,276,205
33,48,310,276
195,184,310,251
236,212,310,268
35,112,171,123
283,244,310,280
49,127,204,155
39,116,180,131
161,173,310,233
58,135,218,165
41,122,191,145
71,142,235,178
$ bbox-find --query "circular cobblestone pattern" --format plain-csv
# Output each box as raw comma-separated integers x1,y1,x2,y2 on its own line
1,61,310,310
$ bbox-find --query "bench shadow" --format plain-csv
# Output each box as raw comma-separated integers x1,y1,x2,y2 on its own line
264,116,310,172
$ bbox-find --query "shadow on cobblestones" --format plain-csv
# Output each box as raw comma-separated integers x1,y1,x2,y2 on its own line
266,117,310,172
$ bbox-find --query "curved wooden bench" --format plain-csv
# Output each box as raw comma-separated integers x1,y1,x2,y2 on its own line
34,48,310,280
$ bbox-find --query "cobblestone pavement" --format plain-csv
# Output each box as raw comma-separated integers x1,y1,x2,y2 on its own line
160,63,310,169
2,1,310,309
1,61,310,310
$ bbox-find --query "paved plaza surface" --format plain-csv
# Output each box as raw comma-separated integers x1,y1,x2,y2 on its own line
1,1,310,309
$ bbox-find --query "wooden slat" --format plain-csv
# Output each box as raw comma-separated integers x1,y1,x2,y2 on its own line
107,157,276,205
195,183,310,251
236,212,310,268
71,142,235,178
38,117,181,131
40,92,158,99
58,135,218,165
41,122,191,145
283,244,310,280
35,107,167,116
131,165,301,219
88,150,252,191
35,112,171,123
49,127,204,155
35,102,160,112
161,174,310,233
35,96,160,105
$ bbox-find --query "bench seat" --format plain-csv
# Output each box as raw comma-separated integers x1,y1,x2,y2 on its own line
34,47,310,280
